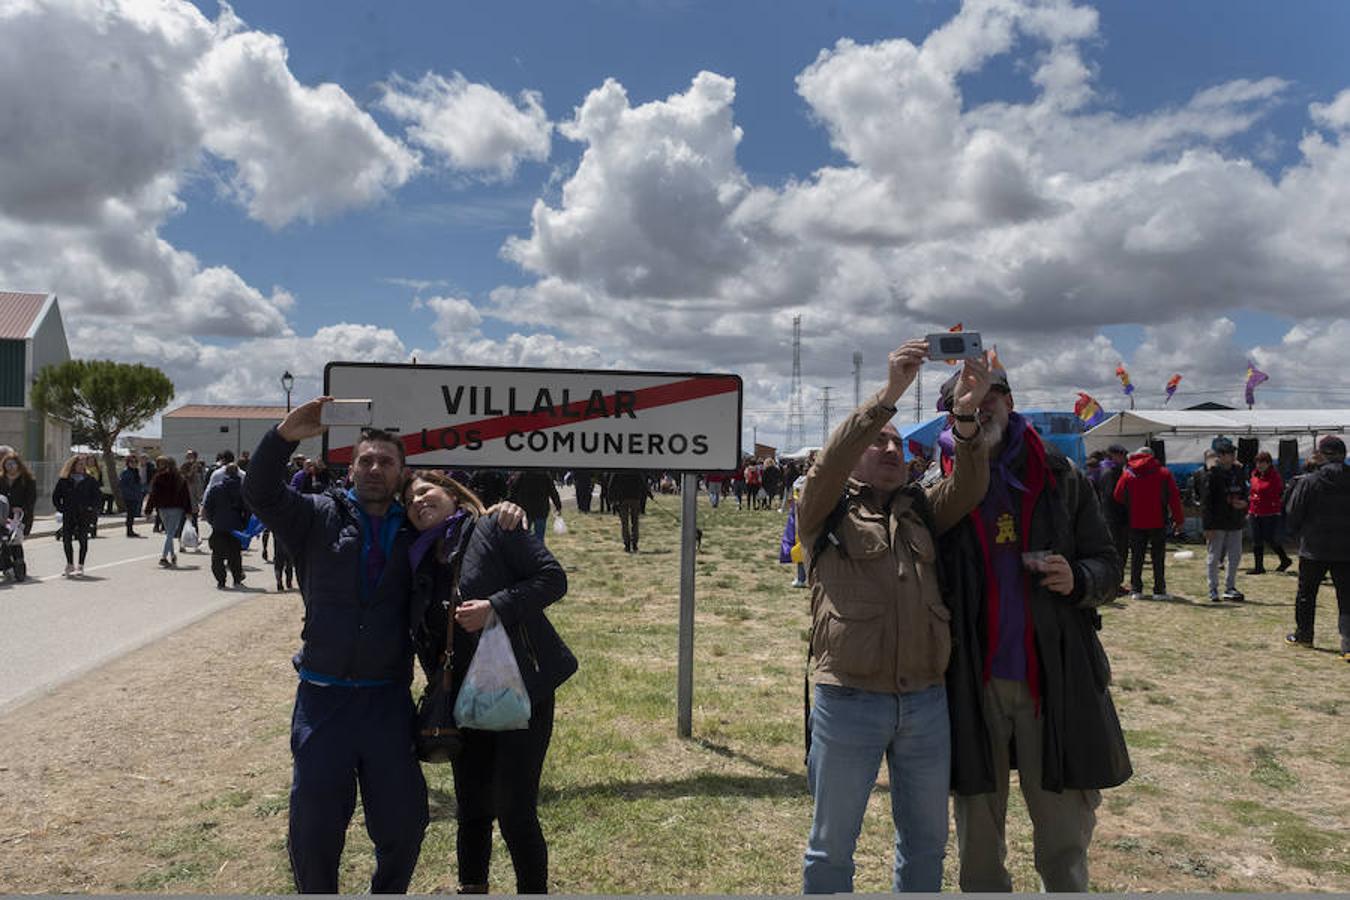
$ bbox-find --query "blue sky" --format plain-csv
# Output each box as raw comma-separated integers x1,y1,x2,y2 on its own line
168,0,1347,341
4,0,1350,444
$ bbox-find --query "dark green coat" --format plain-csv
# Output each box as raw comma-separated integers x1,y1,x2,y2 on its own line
940,434,1132,795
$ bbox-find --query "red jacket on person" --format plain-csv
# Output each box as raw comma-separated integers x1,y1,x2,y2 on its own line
1113,453,1184,530
1248,467,1284,517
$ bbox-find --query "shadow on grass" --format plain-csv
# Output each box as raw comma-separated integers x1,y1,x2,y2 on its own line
534,769,807,806
694,738,802,780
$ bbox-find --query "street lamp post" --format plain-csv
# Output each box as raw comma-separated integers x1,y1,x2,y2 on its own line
281,370,294,412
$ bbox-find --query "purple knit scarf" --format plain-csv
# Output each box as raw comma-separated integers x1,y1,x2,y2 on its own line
408,509,469,573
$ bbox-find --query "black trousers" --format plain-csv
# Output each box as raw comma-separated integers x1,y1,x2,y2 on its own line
209,531,244,586
451,695,555,893
125,504,138,534
62,510,93,565
288,681,428,894
273,537,294,587
1128,528,1167,594
1109,520,1130,584
1293,559,1350,650
1250,515,1290,570
615,498,641,550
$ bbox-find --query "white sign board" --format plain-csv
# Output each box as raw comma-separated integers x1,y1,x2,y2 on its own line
323,363,742,471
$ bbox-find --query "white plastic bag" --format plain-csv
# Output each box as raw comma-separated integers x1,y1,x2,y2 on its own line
180,520,200,549
454,616,531,731
552,514,568,536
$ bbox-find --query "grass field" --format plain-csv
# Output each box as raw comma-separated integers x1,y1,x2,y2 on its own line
0,492,1347,893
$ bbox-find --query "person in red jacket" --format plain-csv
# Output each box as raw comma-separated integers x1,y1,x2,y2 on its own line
1247,450,1292,574
1114,446,1185,599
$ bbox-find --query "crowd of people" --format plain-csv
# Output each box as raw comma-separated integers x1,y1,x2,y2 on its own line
4,350,1347,894
1075,432,1350,657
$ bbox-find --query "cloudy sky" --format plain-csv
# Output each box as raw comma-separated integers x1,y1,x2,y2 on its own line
3,0,1349,449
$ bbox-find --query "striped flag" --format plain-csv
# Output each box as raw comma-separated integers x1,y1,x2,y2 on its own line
1164,373,1182,405
1074,392,1107,428
1115,364,1134,396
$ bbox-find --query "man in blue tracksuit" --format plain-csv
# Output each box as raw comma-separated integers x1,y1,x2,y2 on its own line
244,398,427,894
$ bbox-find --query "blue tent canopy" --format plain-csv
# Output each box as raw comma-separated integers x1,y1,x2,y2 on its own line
898,410,1086,467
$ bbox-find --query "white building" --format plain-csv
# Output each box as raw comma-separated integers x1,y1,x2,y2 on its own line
0,290,73,465
160,405,322,464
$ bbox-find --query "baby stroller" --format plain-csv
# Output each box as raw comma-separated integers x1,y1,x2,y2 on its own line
0,494,27,582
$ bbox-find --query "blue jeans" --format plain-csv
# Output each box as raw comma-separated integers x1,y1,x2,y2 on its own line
160,507,184,560
531,514,548,544
803,683,950,893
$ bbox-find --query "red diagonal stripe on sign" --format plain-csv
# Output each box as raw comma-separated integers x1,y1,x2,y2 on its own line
328,375,739,464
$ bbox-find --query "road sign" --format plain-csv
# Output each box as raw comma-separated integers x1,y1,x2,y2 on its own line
323,362,742,471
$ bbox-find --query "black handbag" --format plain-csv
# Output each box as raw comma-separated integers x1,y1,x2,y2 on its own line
415,551,466,764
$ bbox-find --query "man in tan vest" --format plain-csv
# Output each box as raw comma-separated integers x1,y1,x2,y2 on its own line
799,338,992,893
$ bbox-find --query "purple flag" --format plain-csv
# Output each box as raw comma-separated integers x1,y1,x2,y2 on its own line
1244,361,1269,406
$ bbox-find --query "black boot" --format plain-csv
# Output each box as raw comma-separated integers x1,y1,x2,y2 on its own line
1276,548,1293,572
1247,548,1265,575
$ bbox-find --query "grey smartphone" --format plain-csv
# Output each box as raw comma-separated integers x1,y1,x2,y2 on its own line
318,399,374,427
926,332,983,361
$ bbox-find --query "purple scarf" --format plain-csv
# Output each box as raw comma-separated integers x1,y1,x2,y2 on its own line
408,509,469,573
939,411,1031,507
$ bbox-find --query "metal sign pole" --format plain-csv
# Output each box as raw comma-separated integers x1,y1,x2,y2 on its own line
676,472,697,738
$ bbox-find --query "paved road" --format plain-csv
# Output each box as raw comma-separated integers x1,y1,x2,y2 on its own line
0,526,284,714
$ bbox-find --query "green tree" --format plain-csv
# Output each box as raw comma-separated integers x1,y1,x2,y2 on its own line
32,360,175,511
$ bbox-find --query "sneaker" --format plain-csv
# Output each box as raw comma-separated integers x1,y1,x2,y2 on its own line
1210,594,1222,603
170,553,178,567
63,564,75,576
233,577,245,588
217,581,227,590
75,564,84,576
1223,590,1245,602
1285,633,1313,647
158,557,171,568
790,578,806,588
1128,592,1145,601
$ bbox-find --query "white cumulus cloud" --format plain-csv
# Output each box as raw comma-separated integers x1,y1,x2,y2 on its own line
380,72,552,178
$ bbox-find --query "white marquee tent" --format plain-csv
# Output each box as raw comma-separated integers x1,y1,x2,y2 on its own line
1083,409,1350,467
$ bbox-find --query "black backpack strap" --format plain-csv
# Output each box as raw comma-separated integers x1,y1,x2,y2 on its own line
808,490,853,577
803,642,813,769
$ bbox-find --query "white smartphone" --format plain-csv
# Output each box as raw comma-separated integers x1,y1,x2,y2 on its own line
926,332,983,361
319,399,374,427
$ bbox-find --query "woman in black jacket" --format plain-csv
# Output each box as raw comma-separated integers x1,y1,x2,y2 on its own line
52,454,103,576
405,470,574,895
0,452,37,534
